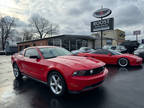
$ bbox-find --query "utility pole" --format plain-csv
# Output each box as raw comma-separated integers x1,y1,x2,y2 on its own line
51,24,52,37
100,5,103,48
136,34,138,42
101,17,103,48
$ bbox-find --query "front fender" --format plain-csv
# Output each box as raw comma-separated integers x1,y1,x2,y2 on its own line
43,65,74,83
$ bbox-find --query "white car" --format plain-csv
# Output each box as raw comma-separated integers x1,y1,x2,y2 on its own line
103,45,127,53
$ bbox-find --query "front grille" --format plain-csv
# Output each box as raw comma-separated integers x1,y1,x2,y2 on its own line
85,66,105,76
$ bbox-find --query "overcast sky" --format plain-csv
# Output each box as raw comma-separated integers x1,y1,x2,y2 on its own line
0,0,144,40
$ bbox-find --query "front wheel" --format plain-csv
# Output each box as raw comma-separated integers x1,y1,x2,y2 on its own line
13,64,22,79
118,58,129,67
47,71,66,96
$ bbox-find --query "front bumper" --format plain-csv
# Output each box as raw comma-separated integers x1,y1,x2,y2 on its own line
135,54,144,60
67,68,108,92
130,58,143,66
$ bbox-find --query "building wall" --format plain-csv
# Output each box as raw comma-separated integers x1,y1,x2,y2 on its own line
103,29,125,45
92,29,125,47
18,39,48,51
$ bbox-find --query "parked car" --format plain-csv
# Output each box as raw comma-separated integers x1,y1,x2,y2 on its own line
5,40,18,55
134,44,144,60
5,46,18,55
11,46,108,96
71,47,95,55
120,41,140,54
103,45,127,53
0,51,5,55
78,49,142,67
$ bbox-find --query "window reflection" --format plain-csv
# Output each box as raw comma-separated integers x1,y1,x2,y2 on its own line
48,38,88,51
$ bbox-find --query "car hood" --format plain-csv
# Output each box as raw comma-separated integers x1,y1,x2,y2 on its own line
48,56,105,70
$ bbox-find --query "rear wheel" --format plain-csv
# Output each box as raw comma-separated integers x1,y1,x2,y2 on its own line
47,71,66,96
118,58,129,67
13,64,22,79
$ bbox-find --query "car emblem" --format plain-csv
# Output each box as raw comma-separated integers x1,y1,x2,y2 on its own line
90,70,93,74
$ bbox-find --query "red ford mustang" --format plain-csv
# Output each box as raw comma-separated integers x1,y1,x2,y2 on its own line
78,49,142,67
11,46,108,96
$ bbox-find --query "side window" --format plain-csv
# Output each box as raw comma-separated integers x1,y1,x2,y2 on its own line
91,51,100,54
24,48,39,58
91,50,103,54
100,50,110,55
92,50,109,55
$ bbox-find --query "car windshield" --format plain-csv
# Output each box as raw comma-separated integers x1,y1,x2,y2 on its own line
138,45,144,49
109,49,121,55
39,47,72,59
80,47,91,51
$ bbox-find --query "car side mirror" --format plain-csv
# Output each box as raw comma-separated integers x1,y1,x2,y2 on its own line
29,55,40,59
108,53,112,56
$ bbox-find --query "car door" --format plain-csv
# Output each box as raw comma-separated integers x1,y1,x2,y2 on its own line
91,50,112,64
23,48,43,80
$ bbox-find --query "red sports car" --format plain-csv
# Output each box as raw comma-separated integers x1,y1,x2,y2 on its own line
78,49,142,67
11,46,108,96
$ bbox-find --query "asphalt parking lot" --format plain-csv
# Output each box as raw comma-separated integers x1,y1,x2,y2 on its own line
0,55,144,108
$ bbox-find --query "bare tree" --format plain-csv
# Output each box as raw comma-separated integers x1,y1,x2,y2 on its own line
22,28,33,41
0,16,15,50
30,14,59,39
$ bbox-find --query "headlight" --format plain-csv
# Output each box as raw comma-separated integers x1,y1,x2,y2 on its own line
73,70,87,76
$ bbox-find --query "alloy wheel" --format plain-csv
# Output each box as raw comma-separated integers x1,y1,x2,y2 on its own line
13,65,19,77
50,74,63,95
118,58,128,67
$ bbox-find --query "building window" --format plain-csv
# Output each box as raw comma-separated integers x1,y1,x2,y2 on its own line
106,40,112,45
82,40,88,47
53,39,61,47
76,39,88,49
70,39,76,51
62,39,70,51
76,40,82,49
48,39,54,46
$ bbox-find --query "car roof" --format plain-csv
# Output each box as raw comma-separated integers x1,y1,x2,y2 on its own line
24,46,58,50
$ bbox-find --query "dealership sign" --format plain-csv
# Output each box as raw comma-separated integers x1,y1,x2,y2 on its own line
93,8,112,18
133,30,141,35
91,18,114,32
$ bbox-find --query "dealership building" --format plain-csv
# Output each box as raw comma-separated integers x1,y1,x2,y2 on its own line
17,35,96,51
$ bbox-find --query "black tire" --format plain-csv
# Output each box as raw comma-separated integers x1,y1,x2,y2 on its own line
47,71,67,96
13,63,22,79
118,58,129,67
